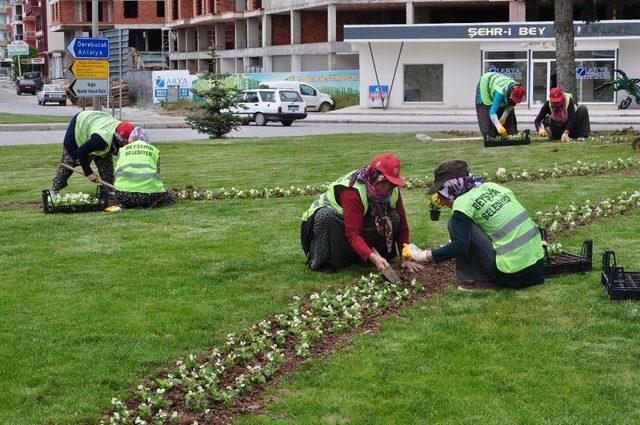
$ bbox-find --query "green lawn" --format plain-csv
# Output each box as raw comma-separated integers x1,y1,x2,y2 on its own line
0,112,72,125
0,133,638,424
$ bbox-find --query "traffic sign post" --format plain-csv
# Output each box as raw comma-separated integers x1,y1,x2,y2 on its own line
7,43,29,77
67,37,110,109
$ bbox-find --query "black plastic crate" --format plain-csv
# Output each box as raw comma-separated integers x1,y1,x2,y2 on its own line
601,250,640,301
539,227,593,277
42,186,108,214
484,129,531,148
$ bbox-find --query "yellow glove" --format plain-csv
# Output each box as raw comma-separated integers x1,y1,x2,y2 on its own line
402,243,427,263
538,128,548,137
499,116,507,126
497,125,507,137
561,132,569,142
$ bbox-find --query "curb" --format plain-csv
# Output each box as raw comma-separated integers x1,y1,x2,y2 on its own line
0,120,190,131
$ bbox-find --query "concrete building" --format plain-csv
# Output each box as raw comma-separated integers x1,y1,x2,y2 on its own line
165,0,538,74
346,20,640,109
47,0,167,77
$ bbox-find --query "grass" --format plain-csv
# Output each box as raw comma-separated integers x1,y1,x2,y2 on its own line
0,112,72,125
0,133,638,423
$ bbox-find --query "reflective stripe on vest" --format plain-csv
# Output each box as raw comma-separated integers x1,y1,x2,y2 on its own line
301,170,399,222
452,182,543,274
74,111,119,157
114,141,164,194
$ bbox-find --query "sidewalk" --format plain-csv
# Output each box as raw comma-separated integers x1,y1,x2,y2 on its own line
303,105,640,125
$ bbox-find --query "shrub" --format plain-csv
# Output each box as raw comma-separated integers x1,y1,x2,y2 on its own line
333,93,359,110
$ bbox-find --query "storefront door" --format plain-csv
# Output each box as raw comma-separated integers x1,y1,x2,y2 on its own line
531,60,558,106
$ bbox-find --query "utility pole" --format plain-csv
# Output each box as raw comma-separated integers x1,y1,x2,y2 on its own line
92,0,101,111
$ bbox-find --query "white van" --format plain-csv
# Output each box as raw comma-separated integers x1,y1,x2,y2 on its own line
230,89,307,126
258,81,335,112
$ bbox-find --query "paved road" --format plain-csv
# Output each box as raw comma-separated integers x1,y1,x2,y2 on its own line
0,83,79,116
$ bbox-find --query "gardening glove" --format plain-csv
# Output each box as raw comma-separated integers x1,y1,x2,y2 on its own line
402,243,427,263
87,173,99,183
538,128,548,137
561,131,570,142
496,124,508,138
499,116,507,126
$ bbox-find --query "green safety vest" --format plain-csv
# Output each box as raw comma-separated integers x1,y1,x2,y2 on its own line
114,140,164,194
74,111,120,157
453,182,543,274
302,170,399,222
548,92,577,123
478,72,516,106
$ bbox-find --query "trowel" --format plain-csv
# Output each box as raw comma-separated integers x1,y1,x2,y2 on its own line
372,248,403,284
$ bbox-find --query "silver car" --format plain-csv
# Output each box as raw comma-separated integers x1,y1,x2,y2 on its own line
37,84,68,106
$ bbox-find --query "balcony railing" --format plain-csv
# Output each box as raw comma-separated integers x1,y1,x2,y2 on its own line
23,30,35,40
24,2,41,17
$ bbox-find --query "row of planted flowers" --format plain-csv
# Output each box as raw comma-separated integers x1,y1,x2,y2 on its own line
104,189,640,425
174,157,639,201
538,190,640,255
105,275,427,425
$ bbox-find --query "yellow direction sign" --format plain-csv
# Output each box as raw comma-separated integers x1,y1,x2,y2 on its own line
70,60,109,79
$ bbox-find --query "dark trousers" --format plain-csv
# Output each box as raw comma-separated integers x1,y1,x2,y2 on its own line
447,219,544,288
115,190,176,209
543,105,591,140
476,103,518,140
51,151,115,192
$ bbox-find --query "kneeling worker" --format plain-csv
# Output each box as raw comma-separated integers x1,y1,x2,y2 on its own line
476,72,526,140
534,87,590,141
403,160,544,291
51,111,134,196
114,127,176,209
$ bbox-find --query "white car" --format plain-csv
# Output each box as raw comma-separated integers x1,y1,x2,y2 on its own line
231,89,307,126
37,84,68,106
258,81,334,112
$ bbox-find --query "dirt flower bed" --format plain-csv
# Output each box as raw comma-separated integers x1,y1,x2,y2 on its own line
103,262,456,425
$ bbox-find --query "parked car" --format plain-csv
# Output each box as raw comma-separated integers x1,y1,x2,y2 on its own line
37,84,68,106
230,89,307,126
23,71,44,90
258,81,334,112
16,79,37,95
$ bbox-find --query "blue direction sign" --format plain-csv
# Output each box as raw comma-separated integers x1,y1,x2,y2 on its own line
66,37,110,59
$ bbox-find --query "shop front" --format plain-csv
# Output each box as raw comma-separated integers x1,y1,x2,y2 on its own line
345,20,640,109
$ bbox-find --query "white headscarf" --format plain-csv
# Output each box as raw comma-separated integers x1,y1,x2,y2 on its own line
128,127,150,143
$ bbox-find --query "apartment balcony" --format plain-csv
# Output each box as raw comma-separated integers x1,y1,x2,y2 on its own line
24,2,41,17
23,30,35,41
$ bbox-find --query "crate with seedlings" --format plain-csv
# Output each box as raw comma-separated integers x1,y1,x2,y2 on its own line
484,129,531,148
601,250,640,301
539,228,593,277
42,186,109,214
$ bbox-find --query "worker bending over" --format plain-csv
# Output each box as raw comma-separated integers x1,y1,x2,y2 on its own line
51,111,134,196
476,72,525,140
403,160,544,291
301,154,423,274
534,87,591,141
114,127,176,209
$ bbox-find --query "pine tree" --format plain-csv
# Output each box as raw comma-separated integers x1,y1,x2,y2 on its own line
186,46,245,138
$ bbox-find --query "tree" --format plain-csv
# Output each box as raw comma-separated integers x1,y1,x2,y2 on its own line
554,0,577,95
186,46,245,138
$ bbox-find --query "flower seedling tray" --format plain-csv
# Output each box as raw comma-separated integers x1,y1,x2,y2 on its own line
601,250,640,301
42,186,108,214
542,236,593,278
484,129,531,148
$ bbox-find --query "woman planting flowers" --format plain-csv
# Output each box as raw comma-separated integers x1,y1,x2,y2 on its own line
301,153,423,273
113,127,177,209
403,160,544,291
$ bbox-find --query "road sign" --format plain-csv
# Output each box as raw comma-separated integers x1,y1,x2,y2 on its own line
69,79,109,97
67,37,110,59
21,57,45,65
71,59,109,79
7,42,29,57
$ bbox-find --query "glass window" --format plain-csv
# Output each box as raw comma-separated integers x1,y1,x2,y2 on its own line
533,50,615,59
485,51,527,60
259,91,275,102
300,84,316,96
404,64,443,102
245,91,259,102
483,61,528,102
577,60,615,103
279,90,302,102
